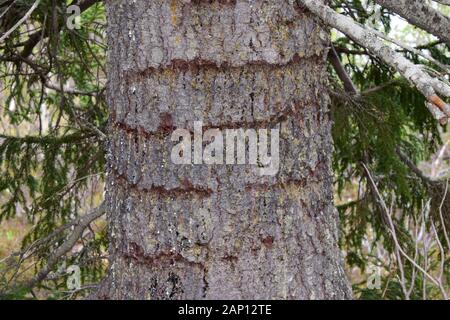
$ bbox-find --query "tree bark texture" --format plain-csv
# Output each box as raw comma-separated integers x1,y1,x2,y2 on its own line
103,0,351,300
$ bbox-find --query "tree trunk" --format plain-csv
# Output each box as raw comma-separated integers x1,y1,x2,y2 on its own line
103,0,351,300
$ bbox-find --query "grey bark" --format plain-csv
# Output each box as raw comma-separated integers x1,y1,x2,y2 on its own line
103,0,351,300
374,0,450,45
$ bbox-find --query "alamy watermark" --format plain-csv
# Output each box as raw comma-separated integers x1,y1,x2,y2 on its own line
171,121,280,176
66,265,81,291
366,265,382,290
66,5,81,30
57,262,81,291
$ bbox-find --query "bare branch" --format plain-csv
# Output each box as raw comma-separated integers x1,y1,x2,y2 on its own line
374,0,450,45
433,0,450,6
368,27,450,74
362,163,449,299
300,0,450,123
395,148,434,184
0,0,41,43
0,0,17,21
329,44,359,95
19,0,101,58
44,81,102,97
24,203,106,290
438,180,450,250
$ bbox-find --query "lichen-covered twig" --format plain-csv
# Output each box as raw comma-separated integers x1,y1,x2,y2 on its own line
433,0,450,6
301,0,450,123
374,0,450,45
0,0,41,43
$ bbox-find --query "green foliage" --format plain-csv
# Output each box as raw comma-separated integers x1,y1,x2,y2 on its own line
0,286,34,300
329,0,449,299
0,0,107,298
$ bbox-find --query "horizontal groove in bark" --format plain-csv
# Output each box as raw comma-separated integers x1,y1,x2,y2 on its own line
123,54,321,85
110,166,328,199
190,0,236,5
124,242,206,269
108,0,325,81
109,99,315,141
110,115,173,140
110,59,325,135
113,171,214,199
244,177,307,193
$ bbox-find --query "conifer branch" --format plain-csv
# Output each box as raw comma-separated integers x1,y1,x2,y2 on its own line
374,0,450,45
301,0,450,123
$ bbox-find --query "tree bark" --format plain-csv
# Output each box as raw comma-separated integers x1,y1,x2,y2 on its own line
103,0,351,300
